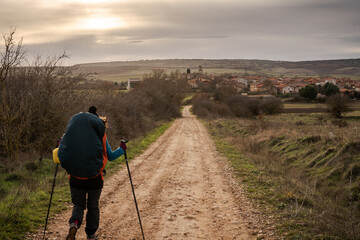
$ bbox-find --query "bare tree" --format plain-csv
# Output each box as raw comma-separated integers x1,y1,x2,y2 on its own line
0,29,84,165
0,28,24,90
0,29,26,164
327,93,351,118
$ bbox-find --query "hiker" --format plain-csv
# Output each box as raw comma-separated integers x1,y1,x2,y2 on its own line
58,106,127,240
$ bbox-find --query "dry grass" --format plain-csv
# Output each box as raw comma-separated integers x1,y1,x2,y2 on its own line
206,111,360,239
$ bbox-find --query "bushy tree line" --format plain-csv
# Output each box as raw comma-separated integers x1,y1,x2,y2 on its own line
0,30,85,167
299,83,352,118
0,30,188,169
299,83,340,101
91,69,188,144
192,85,283,119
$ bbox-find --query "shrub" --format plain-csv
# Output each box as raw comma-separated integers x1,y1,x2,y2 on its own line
283,94,305,103
247,98,261,116
327,93,351,118
299,85,317,100
225,95,252,118
331,119,348,128
226,96,284,117
192,93,233,119
24,161,38,172
89,70,189,142
214,85,237,102
296,121,305,126
135,73,188,121
323,82,339,96
301,136,321,144
261,97,283,115
194,94,284,119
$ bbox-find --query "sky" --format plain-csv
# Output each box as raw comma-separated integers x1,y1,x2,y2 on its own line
0,0,359,65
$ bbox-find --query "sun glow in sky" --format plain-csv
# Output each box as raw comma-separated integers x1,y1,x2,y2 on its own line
60,0,126,4
0,0,359,64
77,15,127,30
60,1,129,31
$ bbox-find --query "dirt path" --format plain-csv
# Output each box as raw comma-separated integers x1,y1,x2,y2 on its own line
37,106,270,240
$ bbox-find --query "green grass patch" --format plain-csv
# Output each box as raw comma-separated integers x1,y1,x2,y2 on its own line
0,121,173,239
182,93,194,105
0,159,70,240
283,103,326,109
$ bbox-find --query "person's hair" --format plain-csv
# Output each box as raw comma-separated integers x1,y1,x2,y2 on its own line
99,116,108,128
88,106,98,116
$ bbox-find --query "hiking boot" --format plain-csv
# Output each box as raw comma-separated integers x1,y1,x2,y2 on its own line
87,234,98,240
66,221,78,240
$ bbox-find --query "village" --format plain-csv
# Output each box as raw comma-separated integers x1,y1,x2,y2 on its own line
187,65,360,97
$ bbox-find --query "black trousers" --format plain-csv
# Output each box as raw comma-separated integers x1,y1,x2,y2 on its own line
69,187,102,236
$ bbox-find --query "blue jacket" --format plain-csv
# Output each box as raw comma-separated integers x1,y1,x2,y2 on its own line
106,139,125,161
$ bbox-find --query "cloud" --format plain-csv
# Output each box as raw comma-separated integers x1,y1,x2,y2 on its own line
128,40,144,44
89,0,360,47
0,0,359,64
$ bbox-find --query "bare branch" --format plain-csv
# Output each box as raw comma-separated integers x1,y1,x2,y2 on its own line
0,27,25,90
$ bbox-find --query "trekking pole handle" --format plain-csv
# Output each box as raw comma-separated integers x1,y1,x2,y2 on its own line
120,140,128,159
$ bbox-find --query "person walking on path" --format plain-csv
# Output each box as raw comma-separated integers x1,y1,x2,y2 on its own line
57,106,127,240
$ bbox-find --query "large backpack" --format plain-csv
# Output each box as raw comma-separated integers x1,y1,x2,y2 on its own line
58,112,108,179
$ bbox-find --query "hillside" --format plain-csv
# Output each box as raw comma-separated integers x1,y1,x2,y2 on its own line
75,59,360,82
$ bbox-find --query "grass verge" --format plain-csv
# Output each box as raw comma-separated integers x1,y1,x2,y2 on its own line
203,113,360,240
0,120,173,240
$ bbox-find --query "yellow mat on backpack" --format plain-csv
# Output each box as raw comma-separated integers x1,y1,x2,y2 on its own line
53,148,60,164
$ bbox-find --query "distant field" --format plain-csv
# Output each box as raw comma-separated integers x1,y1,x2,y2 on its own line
283,103,326,109
283,102,360,109
75,59,360,82
282,101,360,114
79,66,253,82
98,72,145,82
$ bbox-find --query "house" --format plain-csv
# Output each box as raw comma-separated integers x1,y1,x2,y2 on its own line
249,82,260,92
275,84,286,94
257,83,266,92
199,77,211,84
282,85,295,94
325,78,337,85
127,78,141,90
340,88,354,96
315,81,326,87
219,79,247,92
274,84,295,94
293,83,307,92
188,78,198,89
354,84,360,92
218,79,235,87
234,77,249,86
229,76,249,85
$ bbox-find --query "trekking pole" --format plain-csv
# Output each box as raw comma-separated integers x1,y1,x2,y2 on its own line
122,140,145,240
43,163,59,240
